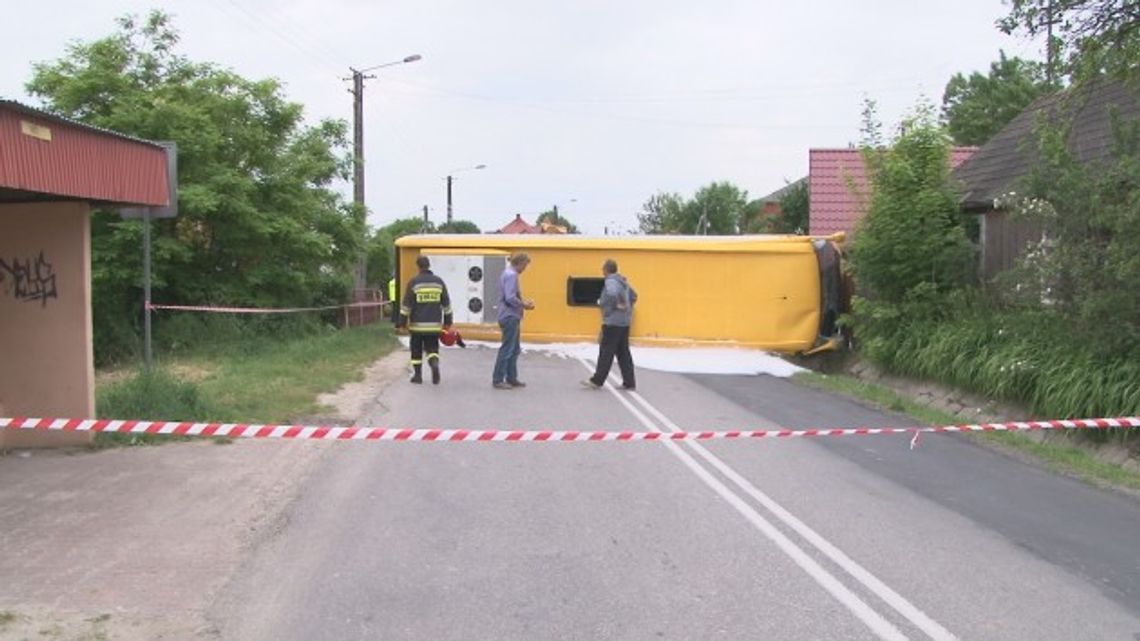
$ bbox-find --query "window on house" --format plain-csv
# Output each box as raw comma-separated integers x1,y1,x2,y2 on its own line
566,277,604,306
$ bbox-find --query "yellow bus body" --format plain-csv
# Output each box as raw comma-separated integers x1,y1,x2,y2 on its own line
394,233,844,353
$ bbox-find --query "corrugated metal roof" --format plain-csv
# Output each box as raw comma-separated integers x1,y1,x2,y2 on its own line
808,147,976,235
0,101,170,207
951,79,1140,210
0,100,165,148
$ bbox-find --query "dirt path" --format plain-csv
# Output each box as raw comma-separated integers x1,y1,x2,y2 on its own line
0,352,406,641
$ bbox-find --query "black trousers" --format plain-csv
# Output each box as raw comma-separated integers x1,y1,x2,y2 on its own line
590,325,635,388
410,332,441,366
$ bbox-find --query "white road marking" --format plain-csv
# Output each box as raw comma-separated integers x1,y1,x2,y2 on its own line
582,358,959,641
576,358,911,641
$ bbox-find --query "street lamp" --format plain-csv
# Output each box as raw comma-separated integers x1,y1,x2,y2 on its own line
445,164,487,224
347,53,421,292
357,54,422,74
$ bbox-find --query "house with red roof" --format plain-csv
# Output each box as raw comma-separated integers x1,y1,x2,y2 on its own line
495,214,570,234
808,147,976,236
497,214,541,234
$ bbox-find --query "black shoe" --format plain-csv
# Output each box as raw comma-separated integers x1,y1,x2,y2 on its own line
508,380,526,388
621,385,636,391
430,361,441,385
410,376,423,384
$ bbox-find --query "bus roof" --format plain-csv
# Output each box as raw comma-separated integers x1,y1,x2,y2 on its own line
395,233,844,253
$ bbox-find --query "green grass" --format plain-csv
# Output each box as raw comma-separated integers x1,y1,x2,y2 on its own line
795,371,961,426
795,371,1140,491
94,323,398,445
859,307,1140,423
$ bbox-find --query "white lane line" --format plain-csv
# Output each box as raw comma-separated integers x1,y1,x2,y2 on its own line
619,372,958,641
576,359,909,641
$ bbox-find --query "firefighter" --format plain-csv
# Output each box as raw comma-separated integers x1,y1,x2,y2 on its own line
399,255,453,384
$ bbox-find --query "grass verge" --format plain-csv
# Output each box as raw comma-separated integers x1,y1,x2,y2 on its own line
93,323,398,446
795,371,1140,492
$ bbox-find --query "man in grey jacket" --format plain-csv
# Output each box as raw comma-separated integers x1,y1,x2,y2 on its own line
583,259,637,391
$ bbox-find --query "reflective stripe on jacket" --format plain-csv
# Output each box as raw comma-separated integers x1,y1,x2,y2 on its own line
400,271,453,333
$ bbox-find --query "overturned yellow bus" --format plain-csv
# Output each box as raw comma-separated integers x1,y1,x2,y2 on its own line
393,234,846,354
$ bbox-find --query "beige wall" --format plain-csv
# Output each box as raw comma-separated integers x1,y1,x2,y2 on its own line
0,202,94,448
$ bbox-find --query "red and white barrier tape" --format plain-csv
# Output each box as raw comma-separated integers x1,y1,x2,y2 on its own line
146,302,389,314
2,417,1137,444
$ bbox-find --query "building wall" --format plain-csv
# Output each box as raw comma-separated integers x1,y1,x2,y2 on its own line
0,202,94,448
981,209,1043,281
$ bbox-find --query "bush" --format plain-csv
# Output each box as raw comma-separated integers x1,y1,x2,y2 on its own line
873,305,1140,424
849,109,978,366
997,96,1140,355
851,112,976,308
850,103,1139,431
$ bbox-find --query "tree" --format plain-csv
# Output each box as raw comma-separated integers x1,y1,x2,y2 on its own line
27,12,358,362
746,180,809,234
536,208,580,233
638,192,684,234
854,110,975,302
776,180,809,234
1000,0,1140,80
366,217,432,289
638,183,749,235
686,182,749,234
436,220,481,234
850,108,976,359
742,199,766,233
860,96,884,148
942,52,1055,145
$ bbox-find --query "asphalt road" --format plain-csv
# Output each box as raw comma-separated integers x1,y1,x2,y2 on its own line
213,345,1140,641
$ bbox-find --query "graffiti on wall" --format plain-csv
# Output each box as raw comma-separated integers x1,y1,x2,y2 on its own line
0,251,59,307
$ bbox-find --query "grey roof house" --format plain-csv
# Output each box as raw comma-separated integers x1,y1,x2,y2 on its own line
952,79,1140,278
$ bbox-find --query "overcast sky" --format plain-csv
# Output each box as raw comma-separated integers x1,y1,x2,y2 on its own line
2,0,1043,234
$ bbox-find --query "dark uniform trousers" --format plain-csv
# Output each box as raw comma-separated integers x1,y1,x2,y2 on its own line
410,332,441,367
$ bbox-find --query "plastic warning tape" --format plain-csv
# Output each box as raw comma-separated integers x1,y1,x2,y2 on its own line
146,302,388,314
1,417,1137,442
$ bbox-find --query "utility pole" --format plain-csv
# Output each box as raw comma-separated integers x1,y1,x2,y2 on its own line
422,204,430,232
446,175,454,224
344,54,422,294
349,68,371,293
443,164,485,225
